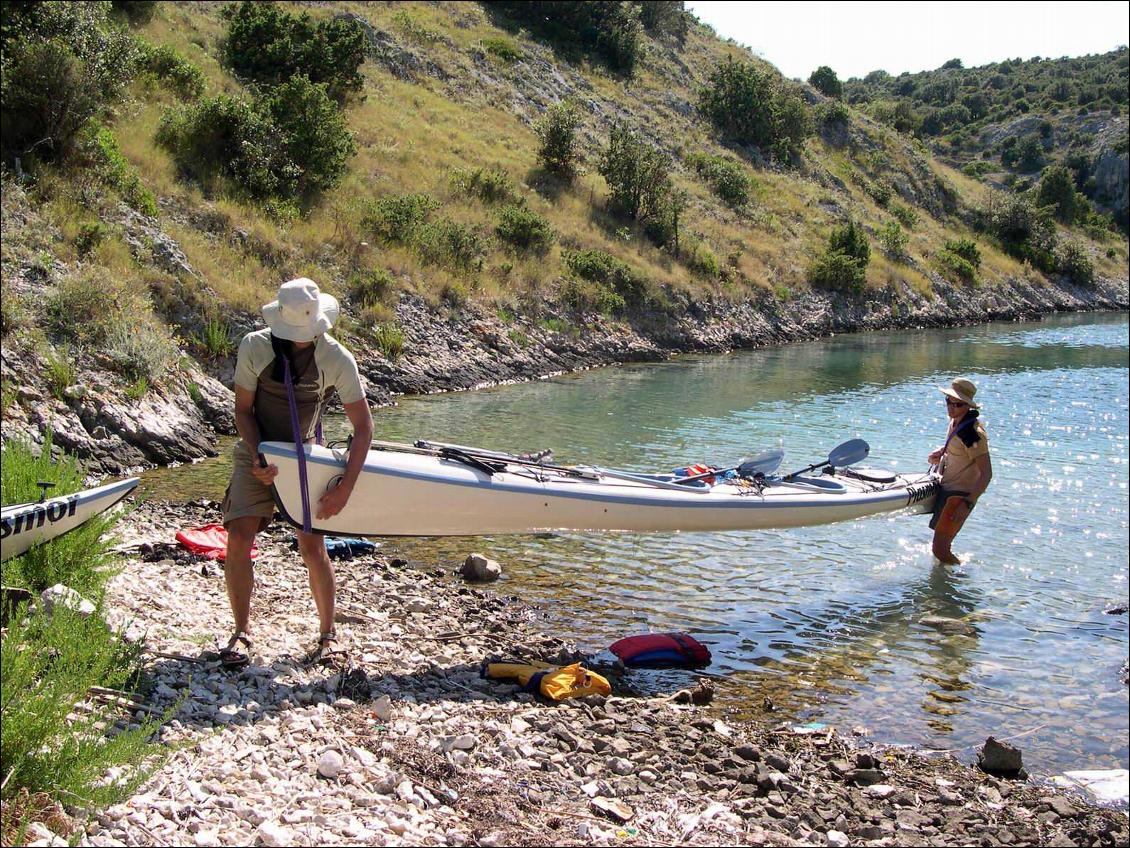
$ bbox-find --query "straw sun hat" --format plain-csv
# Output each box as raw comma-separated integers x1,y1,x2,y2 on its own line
262,278,339,342
939,377,980,409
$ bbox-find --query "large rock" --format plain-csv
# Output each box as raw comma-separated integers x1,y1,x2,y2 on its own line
460,553,502,582
978,736,1024,777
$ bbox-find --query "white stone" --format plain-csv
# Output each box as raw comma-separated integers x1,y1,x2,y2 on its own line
317,749,345,779
39,584,96,617
608,757,634,776
827,830,850,848
862,784,896,798
373,694,393,721
256,822,292,847
460,553,502,582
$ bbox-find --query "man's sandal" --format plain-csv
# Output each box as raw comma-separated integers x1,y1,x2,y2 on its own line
219,632,252,669
302,631,344,666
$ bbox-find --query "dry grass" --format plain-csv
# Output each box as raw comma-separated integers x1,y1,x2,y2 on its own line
23,0,1118,326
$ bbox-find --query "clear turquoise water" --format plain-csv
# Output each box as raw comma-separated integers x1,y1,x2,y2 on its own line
145,313,1129,775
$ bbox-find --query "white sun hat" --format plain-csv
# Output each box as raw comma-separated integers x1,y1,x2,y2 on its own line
939,377,980,409
262,278,340,342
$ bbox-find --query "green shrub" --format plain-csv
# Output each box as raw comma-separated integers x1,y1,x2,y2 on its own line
371,324,404,359
809,65,843,99
865,179,892,207
83,125,158,216
697,57,813,161
488,1,643,75
539,317,574,335
1057,240,1094,286
563,248,647,303
1036,164,1085,224
392,10,442,45
262,75,355,195
944,237,981,268
158,79,354,202
891,203,919,229
828,219,870,264
43,348,77,401
414,219,488,271
450,167,517,204
879,221,909,258
534,101,583,178
74,221,111,257
112,1,157,25
195,317,234,359
810,219,870,291
683,238,720,278
935,248,978,284
979,191,1057,263
818,100,850,129
361,193,439,244
962,160,993,180
156,94,296,201
221,0,366,101
495,204,555,254
137,42,205,99
348,268,396,307
1,604,158,806
1,42,101,165
0,286,24,338
105,318,178,384
441,280,469,307
599,123,679,245
0,3,141,165
637,0,688,44
482,36,522,63
685,152,753,209
810,251,866,292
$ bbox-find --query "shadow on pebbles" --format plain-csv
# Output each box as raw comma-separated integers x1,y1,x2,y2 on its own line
62,501,1129,847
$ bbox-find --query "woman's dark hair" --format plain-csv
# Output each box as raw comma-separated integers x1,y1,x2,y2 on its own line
270,333,295,383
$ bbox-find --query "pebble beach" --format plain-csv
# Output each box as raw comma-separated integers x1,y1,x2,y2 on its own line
40,499,1129,847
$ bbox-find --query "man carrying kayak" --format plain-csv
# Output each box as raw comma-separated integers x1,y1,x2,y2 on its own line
927,378,992,565
220,278,373,667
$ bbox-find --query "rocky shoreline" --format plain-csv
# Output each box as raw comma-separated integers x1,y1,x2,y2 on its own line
34,499,1129,847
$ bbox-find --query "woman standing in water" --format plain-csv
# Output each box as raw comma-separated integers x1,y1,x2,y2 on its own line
927,378,993,565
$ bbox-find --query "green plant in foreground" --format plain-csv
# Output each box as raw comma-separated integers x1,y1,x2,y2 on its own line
0,434,124,599
1,606,158,817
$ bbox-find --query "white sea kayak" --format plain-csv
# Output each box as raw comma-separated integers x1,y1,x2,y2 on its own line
0,478,139,561
260,441,938,537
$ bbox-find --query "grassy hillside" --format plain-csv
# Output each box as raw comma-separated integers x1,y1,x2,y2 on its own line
1,1,1127,412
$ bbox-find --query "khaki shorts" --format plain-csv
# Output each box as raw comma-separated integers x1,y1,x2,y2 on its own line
222,441,276,531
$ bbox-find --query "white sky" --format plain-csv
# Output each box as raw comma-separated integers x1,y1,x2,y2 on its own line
685,1,1130,81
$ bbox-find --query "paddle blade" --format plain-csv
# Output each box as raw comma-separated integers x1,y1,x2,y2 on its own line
828,438,870,468
737,448,785,478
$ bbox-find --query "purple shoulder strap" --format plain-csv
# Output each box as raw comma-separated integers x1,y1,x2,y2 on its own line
282,356,313,534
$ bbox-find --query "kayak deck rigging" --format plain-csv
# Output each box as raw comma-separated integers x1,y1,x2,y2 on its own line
262,438,940,537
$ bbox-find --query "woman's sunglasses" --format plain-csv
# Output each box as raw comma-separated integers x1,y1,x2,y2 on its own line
946,399,968,408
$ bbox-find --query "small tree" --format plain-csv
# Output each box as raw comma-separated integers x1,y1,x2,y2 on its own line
808,65,843,99
828,219,870,264
879,221,908,259
599,123,673,223
1036,164,1084,224
264,75,355,195
534,101,582,178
